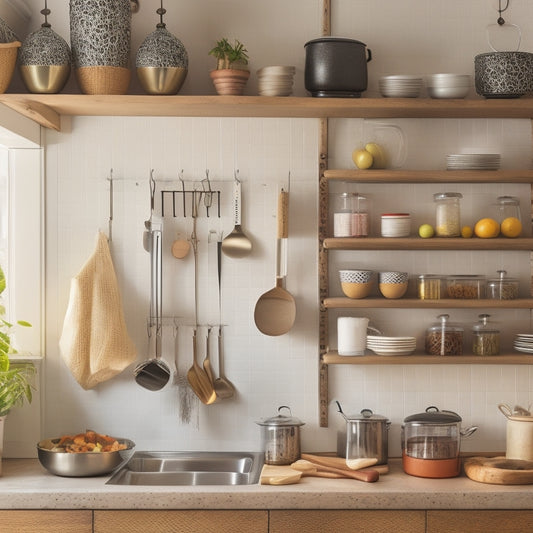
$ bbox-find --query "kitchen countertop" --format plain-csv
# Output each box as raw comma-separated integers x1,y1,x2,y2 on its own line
1,458,533,510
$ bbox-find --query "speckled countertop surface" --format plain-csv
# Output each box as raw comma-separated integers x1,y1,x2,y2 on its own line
1,459,532,510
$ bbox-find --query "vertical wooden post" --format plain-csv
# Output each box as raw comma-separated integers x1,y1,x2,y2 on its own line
318,0,331,427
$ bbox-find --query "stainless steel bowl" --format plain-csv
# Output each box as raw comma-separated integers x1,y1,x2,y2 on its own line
37,437,135,477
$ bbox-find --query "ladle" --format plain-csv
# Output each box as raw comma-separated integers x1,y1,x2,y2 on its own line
221,176,252,258
186,191,217,405
135,175,171,390
254,189,296,336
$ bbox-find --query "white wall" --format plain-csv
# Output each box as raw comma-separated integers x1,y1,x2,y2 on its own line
10,0,533,457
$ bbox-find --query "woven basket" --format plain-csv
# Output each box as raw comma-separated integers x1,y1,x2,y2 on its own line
76,66,130,95
0,41,20,93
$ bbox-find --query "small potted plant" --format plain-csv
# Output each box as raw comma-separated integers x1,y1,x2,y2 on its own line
208,37,250,95
0,266,35,474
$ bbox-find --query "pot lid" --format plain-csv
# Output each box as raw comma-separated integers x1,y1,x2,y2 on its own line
256,405,305,427
305,37,367,47
404,406,462,424
343,408,389,422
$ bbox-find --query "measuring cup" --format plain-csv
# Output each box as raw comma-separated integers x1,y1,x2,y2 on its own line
337,317,381,356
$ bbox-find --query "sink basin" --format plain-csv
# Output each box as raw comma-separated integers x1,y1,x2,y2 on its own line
106,451,264,486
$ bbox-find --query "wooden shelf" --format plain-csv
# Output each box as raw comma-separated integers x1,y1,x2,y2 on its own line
322,352,533,365
323,237,533,251
323,297,533,309
3,95,533,132
324,169,533,183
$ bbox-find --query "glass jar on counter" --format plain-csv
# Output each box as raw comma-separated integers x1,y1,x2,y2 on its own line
445,274,485,299
487,270,519,300
472,314,500,356
434,192,462,237
425,314,463,356
332,192,369,237
494,195,521,224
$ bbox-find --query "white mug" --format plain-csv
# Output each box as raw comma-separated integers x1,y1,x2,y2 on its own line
337,317,381,356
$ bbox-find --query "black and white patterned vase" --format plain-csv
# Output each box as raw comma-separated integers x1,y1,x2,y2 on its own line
69,0,131,94
20,26,71,93
136,26,188,94
0,17,18,43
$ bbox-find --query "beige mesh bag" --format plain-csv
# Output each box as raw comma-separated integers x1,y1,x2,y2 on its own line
59,231,137,389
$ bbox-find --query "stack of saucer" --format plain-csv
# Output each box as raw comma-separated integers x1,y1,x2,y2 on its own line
514,334,533,353
446,153,501,170
257,66,295,96
379,75,423,98
367,335,417,356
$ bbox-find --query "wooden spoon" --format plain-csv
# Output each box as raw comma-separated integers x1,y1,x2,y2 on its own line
187,327,216,405
291,459,379,483
254,190,296,336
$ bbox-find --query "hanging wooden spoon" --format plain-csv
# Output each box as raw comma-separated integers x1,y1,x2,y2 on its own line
171,232,190,259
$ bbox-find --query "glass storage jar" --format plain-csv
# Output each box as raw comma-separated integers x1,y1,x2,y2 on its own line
333,192,355,237
445,274,485,299
487,270,519,300
472,314,500,356
351,193,369,237
417,274,443,300
434,192,462,237
425,314,463,356
494,195,521,224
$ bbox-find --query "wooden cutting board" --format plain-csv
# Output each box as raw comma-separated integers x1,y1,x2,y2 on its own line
260,465,302,485
464,456,533,485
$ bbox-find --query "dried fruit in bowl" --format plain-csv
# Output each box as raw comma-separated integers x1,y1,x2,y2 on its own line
52,430,128,453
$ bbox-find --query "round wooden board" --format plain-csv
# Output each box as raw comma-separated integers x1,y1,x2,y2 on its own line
464,456,533,485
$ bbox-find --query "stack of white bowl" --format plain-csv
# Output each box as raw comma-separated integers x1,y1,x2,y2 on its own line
257,66,295,96
367,335,417,356
379,75,423,97
426,74,471,99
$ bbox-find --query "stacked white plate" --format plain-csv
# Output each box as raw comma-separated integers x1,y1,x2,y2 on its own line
367,335,417,356
379,75,423,98
257,66,295,96
513,334,533,354
446,153,501,170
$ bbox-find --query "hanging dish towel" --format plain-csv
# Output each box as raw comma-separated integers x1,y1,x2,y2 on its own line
59,231,137,389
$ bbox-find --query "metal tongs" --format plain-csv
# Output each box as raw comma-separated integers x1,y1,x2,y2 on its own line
498,403,532,418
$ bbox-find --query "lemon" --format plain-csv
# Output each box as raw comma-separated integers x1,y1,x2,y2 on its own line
365,142,387,168
474,218,500,238
352,148,373,169
418,223,435,238
500,217,522,238
461,225,473,238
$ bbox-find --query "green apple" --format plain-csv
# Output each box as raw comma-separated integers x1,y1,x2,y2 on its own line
418,223,435,238
352,148,373,169
365,142,387,168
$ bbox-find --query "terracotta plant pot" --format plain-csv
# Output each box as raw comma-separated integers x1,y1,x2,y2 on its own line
210,68,250,95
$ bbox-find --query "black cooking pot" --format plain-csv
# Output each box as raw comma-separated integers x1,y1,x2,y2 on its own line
304,37,372,98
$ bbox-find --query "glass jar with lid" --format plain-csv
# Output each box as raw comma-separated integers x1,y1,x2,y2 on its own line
351,193,369,237
472,314,500,356
494,195,521,224
487,270,519,300
333,192,355,237
425,314,463,356
434,192,462,237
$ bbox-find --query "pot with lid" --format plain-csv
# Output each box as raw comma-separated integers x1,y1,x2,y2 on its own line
304,37,372,98
402,406,477,478
336,401,390,465
256,406,304,465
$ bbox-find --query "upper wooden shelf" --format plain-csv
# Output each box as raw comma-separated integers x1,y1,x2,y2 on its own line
324,169,533,183
323,297,533,309
2,95,533,132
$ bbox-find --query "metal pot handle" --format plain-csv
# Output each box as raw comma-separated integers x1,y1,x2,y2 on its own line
460,426,478,438
366,48,372,63
498,403,513,419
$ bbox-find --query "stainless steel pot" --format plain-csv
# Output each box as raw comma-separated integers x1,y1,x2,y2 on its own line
256,406,304,465
336,402,390,465
304,37,372,98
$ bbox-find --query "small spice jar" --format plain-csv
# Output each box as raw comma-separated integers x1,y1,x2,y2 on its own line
417,274,443,300
351,193,369,237
434,192,462,237
425,314,463,356
333,192,355,237
381,213,411,237
472,314,500,356
487,270,519,300
494,195,521,223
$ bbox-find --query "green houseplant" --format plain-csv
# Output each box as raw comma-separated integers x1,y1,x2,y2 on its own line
0,265,35,417
208,38,250,95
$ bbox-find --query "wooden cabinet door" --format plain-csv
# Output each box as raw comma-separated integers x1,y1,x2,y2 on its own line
94,510,268,533
270,510,425,533
0,510,92,533
427,510,533,533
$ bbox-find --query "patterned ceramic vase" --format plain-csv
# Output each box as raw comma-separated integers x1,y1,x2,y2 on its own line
69,0,131,94
20,3,71,94
136,3,188,95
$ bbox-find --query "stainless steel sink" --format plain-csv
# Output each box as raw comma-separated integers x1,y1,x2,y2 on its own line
106,451,264,486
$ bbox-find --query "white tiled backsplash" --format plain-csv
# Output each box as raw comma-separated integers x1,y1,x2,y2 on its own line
7,0,533,458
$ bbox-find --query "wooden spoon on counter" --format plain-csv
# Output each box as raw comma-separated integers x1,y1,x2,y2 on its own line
291,459,379,483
